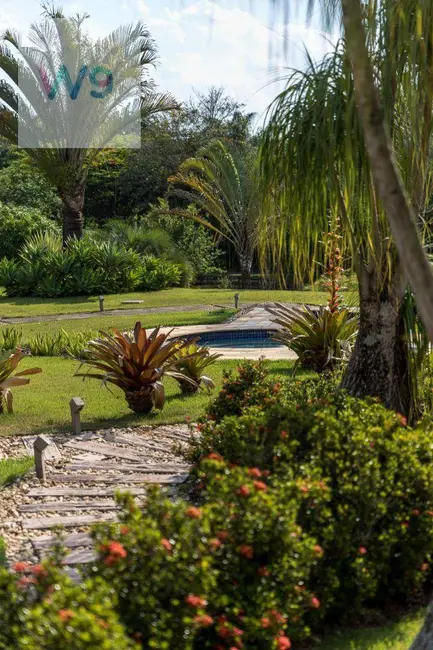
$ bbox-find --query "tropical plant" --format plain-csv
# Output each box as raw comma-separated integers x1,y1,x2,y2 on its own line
172,342,221,394
75,323,198,414
0,203,59,260
168,140,262,286
260,36,432,416
0,327,23,352
0,8,176,242
0,349,41,414
268,303,357,373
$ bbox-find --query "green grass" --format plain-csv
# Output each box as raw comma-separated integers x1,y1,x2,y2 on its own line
0,357,311,437
0,288,328,318
0,457,34,487
12,309,236,340
314,612,423,650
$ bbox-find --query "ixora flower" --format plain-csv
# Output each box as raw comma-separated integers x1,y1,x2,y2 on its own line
101,541,127,565
237,485,250,497
359,546,368,555
58,609,75,623
239,544,254,559
161,538,173,552
194,614,214,627
185,595,208,608
310,596,321,609
13,561,31,573
276,636,292,650
185,506,202,519
248,467,262,478
253,480,268,492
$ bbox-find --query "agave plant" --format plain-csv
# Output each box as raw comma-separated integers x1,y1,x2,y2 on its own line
0,349,42,414
266,303,358,374
75,323,199,414
172,342,222,394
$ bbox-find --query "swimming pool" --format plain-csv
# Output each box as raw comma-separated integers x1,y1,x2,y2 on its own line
191,329,285,349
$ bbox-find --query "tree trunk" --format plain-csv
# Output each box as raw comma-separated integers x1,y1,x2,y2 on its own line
409,605,433,650
341,295,411,416
341,0,433,344
239,253,253,289
61,188,85,244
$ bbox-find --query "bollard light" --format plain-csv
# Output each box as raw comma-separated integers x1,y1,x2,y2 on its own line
70,397,85,435
234,293,240,309
99,295,105,312
33,435,52,480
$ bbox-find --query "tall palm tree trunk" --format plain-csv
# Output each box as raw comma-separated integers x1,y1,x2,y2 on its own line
341,0,433,343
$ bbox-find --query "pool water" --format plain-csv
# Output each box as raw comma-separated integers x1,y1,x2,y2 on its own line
193,329,285,349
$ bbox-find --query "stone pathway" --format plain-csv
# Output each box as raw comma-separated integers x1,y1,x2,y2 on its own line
0,424,194,566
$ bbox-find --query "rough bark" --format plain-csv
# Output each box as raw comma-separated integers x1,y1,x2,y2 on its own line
239,253,253,288
341,295,411,415
409,605,433,650
341,0,433,343
61,190,85,244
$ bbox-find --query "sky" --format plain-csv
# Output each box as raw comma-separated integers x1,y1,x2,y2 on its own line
0,0,336,122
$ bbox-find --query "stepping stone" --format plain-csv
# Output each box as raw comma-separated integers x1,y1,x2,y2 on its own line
22,436,61,461
121,300,143,304
62,548,97,565
22,513,117,530
64,441,148,462
19,501,122,513
27,487,147,498
33,532,93,550
65,462,190,473
49,473,188,484
105,431,174,453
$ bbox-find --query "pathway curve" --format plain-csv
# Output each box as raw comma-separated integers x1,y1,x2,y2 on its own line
0,424,194,567
0,304,229,325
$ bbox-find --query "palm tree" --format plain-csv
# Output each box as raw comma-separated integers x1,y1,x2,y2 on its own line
261,38,433,416
168,139,261,287
260,0,433,351
0,7,176,243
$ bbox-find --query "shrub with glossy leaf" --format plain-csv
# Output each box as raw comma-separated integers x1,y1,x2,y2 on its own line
193,386,433,622
0,349,42,414
173,342,221,394
266,303,358,373
0,563,134,650
91,463,323,648
0,201,59,261
76,322,198,414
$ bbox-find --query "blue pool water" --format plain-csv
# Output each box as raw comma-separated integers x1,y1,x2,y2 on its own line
192,329,284,349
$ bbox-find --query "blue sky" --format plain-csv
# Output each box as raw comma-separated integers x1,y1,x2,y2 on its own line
1,0,335,121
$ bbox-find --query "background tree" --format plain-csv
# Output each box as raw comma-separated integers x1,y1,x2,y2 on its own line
168,139,262,286
0,8,175,242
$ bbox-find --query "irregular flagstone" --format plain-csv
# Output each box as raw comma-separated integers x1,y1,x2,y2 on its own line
64,441,146,462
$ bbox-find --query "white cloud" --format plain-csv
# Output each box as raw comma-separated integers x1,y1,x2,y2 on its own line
148,0,334,118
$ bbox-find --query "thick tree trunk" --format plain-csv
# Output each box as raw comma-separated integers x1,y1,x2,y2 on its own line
341,0,433,343
61,188,85,244
239,253,253,289
341,296,411,416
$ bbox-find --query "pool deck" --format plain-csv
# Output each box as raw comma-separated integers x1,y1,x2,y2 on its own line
162,304,297,361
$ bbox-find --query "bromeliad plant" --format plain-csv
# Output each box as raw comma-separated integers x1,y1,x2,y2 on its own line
75,323,198,414
0,349,42,414
172,342,222,394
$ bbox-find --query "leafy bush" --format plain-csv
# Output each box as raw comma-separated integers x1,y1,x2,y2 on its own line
0,234,182,297
0,563,134,650
192,384,433,622
91,464,323,648
0,202,59,261
0,159,61,217
0,327,23,353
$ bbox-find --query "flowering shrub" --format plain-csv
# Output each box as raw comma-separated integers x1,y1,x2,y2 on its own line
90,464,327,648
0,562,133,650
194,389,433,622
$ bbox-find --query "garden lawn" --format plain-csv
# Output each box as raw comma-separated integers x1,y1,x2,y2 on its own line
14,309,236,340
0,358,312,437
0,288,329,318
0,457,34,487
315,612,424,650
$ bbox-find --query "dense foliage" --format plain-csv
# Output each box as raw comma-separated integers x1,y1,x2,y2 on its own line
0,203,59,261
0,234,182,297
